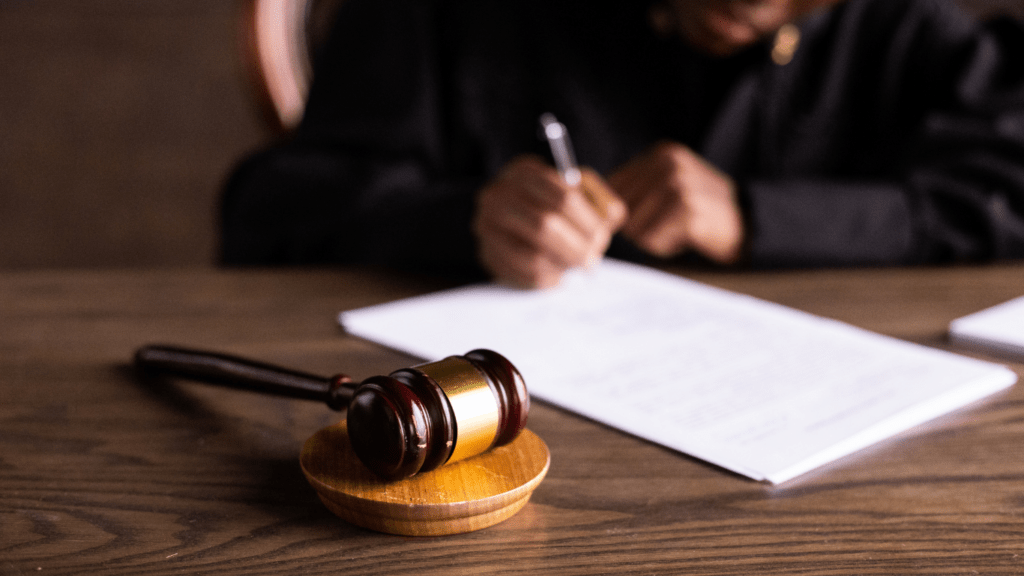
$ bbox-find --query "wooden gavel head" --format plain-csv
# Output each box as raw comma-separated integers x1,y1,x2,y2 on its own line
347,350,529,480
134,345,529,481
348,350,532,479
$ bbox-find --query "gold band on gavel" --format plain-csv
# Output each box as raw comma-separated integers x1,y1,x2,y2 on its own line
417,356,500,464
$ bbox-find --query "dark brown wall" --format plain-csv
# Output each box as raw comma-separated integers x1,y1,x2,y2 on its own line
0,1,270,269
0,0,1019,270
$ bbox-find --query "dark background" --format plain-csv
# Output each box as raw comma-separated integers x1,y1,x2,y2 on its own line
0,0,1020,269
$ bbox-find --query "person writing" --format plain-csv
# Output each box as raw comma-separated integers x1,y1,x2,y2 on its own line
222,0,1024,288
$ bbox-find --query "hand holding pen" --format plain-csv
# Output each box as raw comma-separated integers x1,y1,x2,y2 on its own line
472,114,626,289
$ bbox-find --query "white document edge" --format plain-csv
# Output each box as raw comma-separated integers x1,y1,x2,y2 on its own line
949,295,1024,359
338,260,1018,484
533,390,767,481
763,365,1016,483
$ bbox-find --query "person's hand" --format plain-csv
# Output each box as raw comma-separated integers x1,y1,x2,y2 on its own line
473,155,626,289
609,141,745,264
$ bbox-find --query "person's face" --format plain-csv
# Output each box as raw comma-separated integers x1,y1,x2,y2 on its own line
650,0,837,56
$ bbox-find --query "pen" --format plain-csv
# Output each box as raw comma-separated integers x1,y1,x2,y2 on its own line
539,113,583,187
540,112,615,224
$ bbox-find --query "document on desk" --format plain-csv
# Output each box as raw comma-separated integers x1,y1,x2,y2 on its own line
950,296,1024,360
339,260,1016,484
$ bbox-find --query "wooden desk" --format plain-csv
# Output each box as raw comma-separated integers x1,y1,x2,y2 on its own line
2,265,1023,574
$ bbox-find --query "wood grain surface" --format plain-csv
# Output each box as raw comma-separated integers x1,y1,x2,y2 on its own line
1,265,1023,574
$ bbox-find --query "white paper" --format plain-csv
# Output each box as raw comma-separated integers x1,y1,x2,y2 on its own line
950,296,1024,359
339,260,1016,484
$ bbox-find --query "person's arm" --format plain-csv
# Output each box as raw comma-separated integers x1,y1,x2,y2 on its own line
221,145,482,272
745,8,1024,267
221,0,483,276
610,2,1024,268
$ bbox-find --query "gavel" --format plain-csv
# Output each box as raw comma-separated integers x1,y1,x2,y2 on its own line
134,345,529,480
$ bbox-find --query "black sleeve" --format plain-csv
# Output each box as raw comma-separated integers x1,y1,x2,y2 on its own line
221,0,483,277
744,1,1024,267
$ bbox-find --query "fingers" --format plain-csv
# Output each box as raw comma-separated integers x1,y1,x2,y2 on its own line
474,156,624,288
579,168,627,227
609,142,745,264
483,157,608,269
628,195,690,257
474,139,746,289
682,187,746,264
610,142,690,256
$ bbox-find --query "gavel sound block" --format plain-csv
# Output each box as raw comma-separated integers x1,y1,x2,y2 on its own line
134,345,550,536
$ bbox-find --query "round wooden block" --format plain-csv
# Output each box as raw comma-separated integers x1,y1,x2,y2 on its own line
300,421,550,536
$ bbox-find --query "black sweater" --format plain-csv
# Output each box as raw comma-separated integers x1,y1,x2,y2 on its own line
222,0,1024,276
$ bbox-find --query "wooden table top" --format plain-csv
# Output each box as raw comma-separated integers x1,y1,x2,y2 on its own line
2,264,1023,575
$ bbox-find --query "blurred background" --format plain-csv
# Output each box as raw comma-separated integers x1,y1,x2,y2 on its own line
0,0,1020,270
0,0,270,269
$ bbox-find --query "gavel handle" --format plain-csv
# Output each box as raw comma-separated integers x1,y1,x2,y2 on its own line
134,345,354,410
